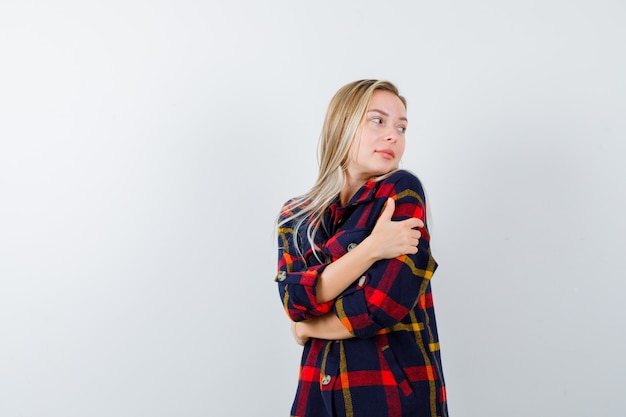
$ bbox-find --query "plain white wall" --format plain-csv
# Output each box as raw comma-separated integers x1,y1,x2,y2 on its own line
1,1,625,416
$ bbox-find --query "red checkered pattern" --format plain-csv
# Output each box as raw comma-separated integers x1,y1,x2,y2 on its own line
276,170,447,417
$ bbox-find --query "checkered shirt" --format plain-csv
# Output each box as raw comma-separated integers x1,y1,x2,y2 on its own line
275,170,448,417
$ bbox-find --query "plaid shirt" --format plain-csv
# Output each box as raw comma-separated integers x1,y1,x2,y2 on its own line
275,170,448,417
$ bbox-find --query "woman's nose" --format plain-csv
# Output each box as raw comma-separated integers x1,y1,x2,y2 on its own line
385,128,399,142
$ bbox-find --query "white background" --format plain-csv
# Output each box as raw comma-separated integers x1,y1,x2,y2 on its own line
1,1,625,416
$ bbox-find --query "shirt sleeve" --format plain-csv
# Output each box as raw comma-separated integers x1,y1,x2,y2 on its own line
275,206,335,322
333,172,439,339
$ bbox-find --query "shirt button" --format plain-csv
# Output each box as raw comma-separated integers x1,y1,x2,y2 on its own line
275,271,287,282
347,243,357,251
321,374,332,385
357,275,366,287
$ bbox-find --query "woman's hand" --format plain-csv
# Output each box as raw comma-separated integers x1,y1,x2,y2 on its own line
290,314,353,343
367,198,423,260
291,321,309,346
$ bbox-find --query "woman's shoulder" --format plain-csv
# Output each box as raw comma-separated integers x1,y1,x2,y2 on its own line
278,197,309,224
371,169,427,203
382,169,424,190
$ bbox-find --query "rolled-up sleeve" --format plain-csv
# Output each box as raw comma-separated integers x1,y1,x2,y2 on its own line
333,172,438,339
276,218,335,321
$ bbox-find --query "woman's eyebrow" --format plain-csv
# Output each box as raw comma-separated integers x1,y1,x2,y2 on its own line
367,109,408,122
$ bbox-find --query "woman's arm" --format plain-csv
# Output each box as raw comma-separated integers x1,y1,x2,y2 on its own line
276,197,422,322
288,197,424,345
314,198,423,303
333,172,438,339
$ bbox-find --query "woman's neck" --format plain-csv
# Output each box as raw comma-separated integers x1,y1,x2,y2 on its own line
340,174,368,206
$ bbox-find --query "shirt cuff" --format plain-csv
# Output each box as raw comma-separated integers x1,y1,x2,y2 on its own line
276,264,334,320
333,273,383,338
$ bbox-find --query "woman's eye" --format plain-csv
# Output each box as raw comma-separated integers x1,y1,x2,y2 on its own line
372,117,382,124
397,126,406,133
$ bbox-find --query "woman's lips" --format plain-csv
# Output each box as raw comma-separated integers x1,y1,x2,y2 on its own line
376,149,395,160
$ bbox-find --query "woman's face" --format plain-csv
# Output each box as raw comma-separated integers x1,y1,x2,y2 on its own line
348,90,407,181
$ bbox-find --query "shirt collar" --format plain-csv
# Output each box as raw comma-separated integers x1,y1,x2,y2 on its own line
329,179,378,212
347,179,378,206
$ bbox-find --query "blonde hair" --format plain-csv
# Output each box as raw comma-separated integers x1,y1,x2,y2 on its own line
278,79,406,259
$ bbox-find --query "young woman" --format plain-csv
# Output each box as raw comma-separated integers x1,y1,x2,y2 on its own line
275,80,448,417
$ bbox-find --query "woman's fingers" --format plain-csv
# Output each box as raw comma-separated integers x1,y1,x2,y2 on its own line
378,198,396,222
401,217,424,229
371,199,425,258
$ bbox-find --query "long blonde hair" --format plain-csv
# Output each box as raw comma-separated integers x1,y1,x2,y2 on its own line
278,79,406,258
